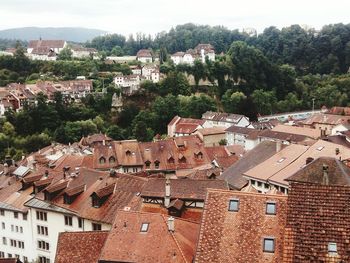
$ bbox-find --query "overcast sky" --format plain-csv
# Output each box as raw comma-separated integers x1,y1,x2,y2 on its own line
0,0,349,36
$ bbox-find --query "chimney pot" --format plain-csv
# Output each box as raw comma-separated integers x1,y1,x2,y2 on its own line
168,216,175,232
323,164,329,185
276,140,282,152
165,178,171,207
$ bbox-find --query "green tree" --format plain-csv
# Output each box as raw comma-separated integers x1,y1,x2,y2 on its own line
57,47,73,60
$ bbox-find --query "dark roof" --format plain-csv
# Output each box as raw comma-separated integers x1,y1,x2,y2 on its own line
141,178,228,200
258,129,309,142
283,182,350,262
225,126,261,140
219,141,277,189
55,231,109,263
286,157,350,185
99,210,200,263
195,189,287,262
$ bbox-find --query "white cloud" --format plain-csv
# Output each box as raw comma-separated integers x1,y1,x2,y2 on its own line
0,0,349,35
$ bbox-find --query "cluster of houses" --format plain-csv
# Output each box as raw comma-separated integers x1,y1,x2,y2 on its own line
114,64,161,95
1,39,98,61
0,80,93,115
1,106,350,262
170,44,215,65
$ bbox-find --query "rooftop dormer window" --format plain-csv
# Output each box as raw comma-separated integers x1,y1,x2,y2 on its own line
154,160,160,169
140,223,149,232
145,160,151,169
126,150,132,156
109,156,116,163
99,157,106,164
277,157,286,163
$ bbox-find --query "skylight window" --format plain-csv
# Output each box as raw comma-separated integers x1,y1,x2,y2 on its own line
328,242,337,253
140,223,149,232
228,199,239,212
277,157,286,163
317,146,325,151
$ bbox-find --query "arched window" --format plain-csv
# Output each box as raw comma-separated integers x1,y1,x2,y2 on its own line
109,156,116,163
99,157,106,164
154,160,160,169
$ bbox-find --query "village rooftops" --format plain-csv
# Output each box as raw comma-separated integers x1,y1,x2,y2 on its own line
136,49,152,58
55,231,109,263
258,129,314,143
28,40,66,49
194,189,287,263
202,111,248,124
225,126,261,140
141,178,228,201
219,141,277,189
303,113,350,126
244,139,350,188
271,124,321,139
286,157,350,185
283,182,350,262
98,210,200,263
327,106,350,116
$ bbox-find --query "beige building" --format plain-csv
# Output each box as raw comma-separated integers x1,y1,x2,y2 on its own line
195,127,226,146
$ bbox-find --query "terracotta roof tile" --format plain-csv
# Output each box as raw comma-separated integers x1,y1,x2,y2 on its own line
55,231,109,263
99,210,200,263
195,189,287,262
283,183,350,262
141,178,228,200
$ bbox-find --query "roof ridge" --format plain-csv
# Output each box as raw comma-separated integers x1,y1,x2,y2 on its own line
206,188,288,199
161,214,189,263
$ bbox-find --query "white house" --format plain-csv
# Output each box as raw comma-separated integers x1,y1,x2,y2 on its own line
170,44,215,65
71,46,98,59
136,49,153,63
225,126,261,150
142,65,160,83
202,111,250,129
170,52,185,65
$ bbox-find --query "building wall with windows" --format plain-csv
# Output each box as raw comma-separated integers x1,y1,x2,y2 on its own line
0,208,35,262
29,207,111,263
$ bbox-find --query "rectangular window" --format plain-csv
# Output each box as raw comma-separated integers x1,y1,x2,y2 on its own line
20,226,23,233
23,213,28,220
2,237,6,245
0,251,4,257
37,225,48,236
38,240,50,250
16,226,18,232
263,238,275,253
78,218,83,228
7,254,12,258
1,222,4,229
36,211,47,221
39,256,50,263
18,241,24,249
64,215,73,226
266,202,276,215
14,212,18,219
11,225,14,231
92,223,101,231
228,199,239,212
0,210,4,216
140,223,149,232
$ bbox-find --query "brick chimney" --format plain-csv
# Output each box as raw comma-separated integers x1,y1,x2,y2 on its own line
168,216,175,232
276,140,282,152
323,164,329,185
164,178,171,207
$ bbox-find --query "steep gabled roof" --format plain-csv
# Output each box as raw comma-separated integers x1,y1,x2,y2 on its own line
55,231,109,263
195,189,287,262
99,210,200,263
283,183,350,262
141,178,228,200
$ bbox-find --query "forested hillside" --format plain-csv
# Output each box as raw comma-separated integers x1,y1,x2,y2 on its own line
87,23,350,75
0,23,350,160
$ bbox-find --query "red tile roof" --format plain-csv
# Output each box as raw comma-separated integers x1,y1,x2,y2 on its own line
141,178,228,200
283,183,350,262
55,231,109,263
28,39,66,49
195,189,287,263
99,210,200,263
